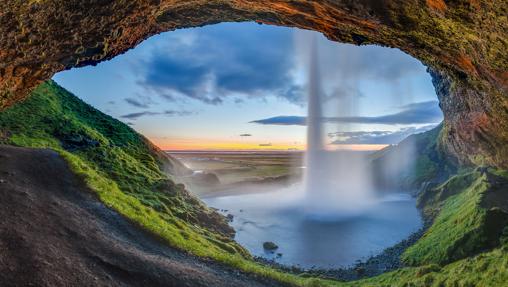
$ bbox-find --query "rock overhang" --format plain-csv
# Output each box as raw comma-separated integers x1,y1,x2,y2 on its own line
0,0,506,167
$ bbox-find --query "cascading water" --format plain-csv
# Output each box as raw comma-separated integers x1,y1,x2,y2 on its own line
303,35,375,219
203,26,423,268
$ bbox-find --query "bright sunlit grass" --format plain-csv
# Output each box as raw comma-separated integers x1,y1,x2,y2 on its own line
0,81,506,287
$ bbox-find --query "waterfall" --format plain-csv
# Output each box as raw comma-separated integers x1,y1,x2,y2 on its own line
303,35,375,219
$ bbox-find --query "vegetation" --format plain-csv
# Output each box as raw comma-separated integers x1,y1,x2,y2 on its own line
0,80,328,286
370,123,456,191
178,153,298,177
350,247,508,287
404,170,508,266
0,80,246,255
0,80,507,286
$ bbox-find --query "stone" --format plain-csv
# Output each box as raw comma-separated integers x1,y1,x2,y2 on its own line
0,0,506,168
263,241,278,251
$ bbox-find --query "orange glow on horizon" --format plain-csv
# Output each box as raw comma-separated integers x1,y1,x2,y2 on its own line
154,138,305,151
151,137,388,152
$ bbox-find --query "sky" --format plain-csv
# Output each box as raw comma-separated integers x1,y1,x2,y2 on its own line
53,22,442,151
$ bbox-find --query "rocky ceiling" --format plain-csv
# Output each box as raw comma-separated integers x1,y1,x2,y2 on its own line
0,0,506,168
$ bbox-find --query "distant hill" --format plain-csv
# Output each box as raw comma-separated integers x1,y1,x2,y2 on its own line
370,124,456,193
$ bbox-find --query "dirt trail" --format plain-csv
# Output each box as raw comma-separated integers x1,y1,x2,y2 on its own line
0,145,281,287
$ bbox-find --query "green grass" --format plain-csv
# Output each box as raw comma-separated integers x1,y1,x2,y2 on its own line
404,170,508,266
1,80,507,287
177,152,297,185
370,123,456,190
0,80,333,286
0,80,245,255
350,247,508,287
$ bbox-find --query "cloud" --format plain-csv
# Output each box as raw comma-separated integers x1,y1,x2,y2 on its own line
125,97,150,108
121,111,159,120
329,125,438,145
120,110,194,120
138,23,300,105
259,143,272,147
294,30,426,85
162,110,194,116
240,134,252,137
133,23,432,109
250,101,442,126
251,116,307,126
325,100,442,125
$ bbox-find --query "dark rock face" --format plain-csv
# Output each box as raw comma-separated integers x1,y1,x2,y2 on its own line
0,145,277,287
59,133,101,151
0,0,506,167
263,241,279,251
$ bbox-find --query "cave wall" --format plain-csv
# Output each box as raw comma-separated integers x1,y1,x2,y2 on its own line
0,0,506,168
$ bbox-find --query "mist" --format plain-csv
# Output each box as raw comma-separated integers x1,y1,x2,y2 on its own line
171,25,426,269
300,34,375,219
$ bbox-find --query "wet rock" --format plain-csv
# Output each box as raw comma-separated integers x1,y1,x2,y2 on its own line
355,266,366,276
59,134,100,151
263,241,278,251
0,0,506,169
254,224,431,282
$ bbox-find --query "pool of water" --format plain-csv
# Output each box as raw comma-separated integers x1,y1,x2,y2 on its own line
204,186,422,269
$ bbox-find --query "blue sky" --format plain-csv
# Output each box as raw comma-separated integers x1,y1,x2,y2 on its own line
53,22,442,150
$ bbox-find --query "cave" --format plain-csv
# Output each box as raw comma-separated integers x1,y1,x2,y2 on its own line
0,1,507,286
0,0,506,168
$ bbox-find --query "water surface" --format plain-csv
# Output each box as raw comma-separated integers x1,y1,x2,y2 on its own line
204,187,421,269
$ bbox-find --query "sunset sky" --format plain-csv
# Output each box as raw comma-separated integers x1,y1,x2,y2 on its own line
53,22,442,151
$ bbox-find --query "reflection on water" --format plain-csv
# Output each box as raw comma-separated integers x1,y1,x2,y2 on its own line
204,186,421,269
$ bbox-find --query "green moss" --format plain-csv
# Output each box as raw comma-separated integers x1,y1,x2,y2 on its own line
0,80,244,255
0,80,334,286
351,247,508,287
417,171,476,214
410,124,456,187
1,80,507,287
404,170,508,266
370,123,456,190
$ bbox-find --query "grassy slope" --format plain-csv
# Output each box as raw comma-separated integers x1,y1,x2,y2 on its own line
403,170,508,266
0,81,326,286
359,126,508,286
0,80,248,256
1,80,507,287
370,124,456,191
352,247,508,287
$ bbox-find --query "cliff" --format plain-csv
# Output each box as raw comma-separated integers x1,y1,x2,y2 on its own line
0,0,506,167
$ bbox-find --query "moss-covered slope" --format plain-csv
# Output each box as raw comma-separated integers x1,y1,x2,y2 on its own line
1,0,507,170
371,124,456,192
404,169,508,266
353,166,508,287
1,80,507,287
0,80,245,253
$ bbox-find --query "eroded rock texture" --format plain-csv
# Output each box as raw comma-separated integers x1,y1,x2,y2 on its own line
0,0,506,167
